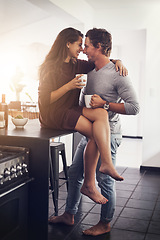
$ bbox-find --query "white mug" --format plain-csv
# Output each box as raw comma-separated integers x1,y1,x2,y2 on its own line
84,95,92,108
76,74,87,87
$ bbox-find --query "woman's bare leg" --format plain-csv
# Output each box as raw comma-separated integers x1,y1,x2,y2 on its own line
82,107,124,181
75,115,108,204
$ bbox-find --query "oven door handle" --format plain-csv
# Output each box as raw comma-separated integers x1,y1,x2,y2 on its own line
0,178,34,198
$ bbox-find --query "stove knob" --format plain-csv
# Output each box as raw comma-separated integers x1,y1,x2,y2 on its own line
0,174,3,184
10,166,17,177
22,163,28,173
16,164,22,170
3,168,11,179
16,164,23,175
10,166,16,173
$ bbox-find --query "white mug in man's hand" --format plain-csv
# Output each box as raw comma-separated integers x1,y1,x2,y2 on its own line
84,95,92,108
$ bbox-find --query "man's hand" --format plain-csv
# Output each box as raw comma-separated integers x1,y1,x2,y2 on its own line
115,60,128,76
90,94,105,108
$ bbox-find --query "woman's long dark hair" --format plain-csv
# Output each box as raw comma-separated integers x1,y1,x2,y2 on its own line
39,27,83,82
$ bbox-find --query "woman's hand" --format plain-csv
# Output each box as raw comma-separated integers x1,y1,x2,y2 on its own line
90,94,105,108
50,75,86,104
115,60,128,76
66,74,86,90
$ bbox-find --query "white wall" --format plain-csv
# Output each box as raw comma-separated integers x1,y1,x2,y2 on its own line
110,29,146,137
142,4,160,166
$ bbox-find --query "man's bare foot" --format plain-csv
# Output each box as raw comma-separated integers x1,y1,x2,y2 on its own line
80,184,108,204
83,221,111,236
99,163,124,181
48,212,74,226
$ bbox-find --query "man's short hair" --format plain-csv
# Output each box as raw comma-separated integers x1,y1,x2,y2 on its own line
85,28,112,56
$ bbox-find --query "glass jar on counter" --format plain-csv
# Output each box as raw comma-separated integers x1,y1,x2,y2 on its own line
0,94,8,129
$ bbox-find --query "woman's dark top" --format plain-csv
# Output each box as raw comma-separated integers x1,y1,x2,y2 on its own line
38,59,94,130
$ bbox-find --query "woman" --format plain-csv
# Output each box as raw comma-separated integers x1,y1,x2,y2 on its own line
38,27,124,204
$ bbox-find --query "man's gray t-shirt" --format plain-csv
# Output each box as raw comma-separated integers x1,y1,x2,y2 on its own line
80,61,139,134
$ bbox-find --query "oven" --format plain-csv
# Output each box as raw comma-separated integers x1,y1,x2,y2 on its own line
0,145,32,240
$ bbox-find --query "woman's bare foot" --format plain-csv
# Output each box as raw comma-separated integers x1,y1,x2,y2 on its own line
83,221,111,236
80,184,108,204
99,163,124,181
48,212,74,226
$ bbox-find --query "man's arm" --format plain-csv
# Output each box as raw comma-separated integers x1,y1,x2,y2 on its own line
90,95,126,114
90,76,140,115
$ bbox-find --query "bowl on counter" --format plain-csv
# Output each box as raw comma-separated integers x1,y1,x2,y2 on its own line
11,117,28,128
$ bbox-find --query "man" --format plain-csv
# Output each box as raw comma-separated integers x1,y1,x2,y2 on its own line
49,28,140,236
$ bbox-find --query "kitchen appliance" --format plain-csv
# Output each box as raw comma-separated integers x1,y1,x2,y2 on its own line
0,145,32,240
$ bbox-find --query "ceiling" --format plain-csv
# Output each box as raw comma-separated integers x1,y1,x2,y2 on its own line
85,0,159,9
0,0,79,35
0,0,159,35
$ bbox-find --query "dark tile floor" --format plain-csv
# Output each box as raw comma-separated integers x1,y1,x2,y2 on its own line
48,167,160,240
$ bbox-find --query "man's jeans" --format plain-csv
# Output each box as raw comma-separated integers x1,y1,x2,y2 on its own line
65,134,122,223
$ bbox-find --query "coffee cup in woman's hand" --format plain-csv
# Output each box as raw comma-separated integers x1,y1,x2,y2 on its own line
76,74,87,87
